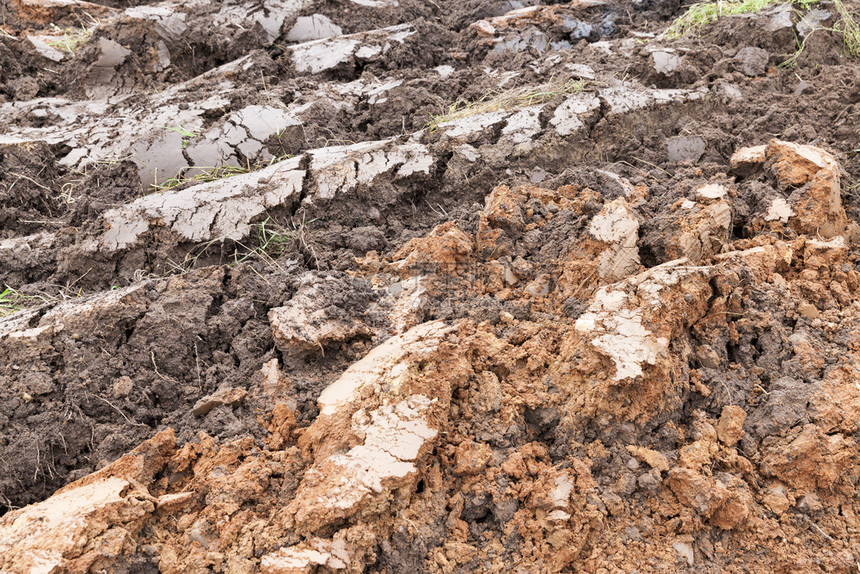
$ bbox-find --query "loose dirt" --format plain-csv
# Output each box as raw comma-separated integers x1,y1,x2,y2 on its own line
1,0,860,572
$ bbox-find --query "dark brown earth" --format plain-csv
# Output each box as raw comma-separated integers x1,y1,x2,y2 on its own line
1,0,860,572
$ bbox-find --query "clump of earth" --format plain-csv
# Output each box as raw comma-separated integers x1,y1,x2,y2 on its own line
1,0,859,571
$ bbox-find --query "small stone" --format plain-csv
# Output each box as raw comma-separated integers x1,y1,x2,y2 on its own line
26,35,65,62
524,275,550,297
614,471,638,496
112,376,134,399
484,185,525,229
565,63,595,80
797,9,832,37
794,80,809,97
797,302,820,319
94,38,131,68
623,526,642,542
695,345,720,369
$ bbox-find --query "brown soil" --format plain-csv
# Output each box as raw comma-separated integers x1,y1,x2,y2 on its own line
1,0,860,572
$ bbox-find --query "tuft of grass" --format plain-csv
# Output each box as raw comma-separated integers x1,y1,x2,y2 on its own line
0,287,22,317
781,0,860,66
0,286,54,317
254,217,296,259
232,213,320,270
249,215,317,259
162,125,199,149
0,14,18,40
833,0,860,57
152,164,252,192
151,155,293,192
426,77,587,132
843,177,860,200
46,20,97,54
781,28,809,67
165,212,320,276
665,0,819,39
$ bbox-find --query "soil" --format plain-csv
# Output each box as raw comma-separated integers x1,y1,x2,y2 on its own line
1,0,860,572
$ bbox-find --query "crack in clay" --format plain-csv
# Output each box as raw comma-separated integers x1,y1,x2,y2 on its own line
574,261,708,380
317,320,453,416
576,293,669,381
324,398,438,509
100,156,305,249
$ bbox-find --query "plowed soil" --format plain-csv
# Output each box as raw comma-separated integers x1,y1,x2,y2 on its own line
1,0,859,572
